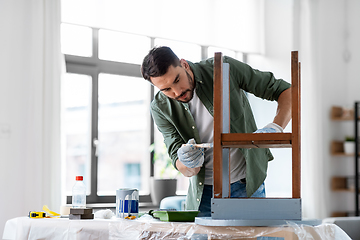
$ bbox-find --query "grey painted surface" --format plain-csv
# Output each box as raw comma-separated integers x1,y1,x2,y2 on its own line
222,63,230,198
211,198,302,220
195,216,322,227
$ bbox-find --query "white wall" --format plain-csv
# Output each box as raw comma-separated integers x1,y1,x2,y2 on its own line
317,0,360,217
0,2,44,235
0,1,61,238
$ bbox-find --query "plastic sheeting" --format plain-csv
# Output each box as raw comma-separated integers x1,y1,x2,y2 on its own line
3,217,110,240
3,215,351,240
108,214,351,240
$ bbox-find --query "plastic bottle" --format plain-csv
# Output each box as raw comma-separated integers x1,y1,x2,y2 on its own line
72,176,86,208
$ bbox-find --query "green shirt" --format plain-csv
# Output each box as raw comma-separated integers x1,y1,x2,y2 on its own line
150,56,291,210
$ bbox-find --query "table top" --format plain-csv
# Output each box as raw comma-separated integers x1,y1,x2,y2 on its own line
3,216,351,240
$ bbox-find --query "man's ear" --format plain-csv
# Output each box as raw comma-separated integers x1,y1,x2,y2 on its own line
180,59,189,69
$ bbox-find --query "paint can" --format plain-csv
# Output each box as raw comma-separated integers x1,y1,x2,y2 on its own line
116,188,139,218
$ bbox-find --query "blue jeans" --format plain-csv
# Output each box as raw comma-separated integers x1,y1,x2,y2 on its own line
197,180,266,217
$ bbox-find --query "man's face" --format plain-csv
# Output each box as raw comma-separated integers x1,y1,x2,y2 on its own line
150,59,195,103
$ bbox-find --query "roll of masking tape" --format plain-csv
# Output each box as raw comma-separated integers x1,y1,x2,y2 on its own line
60,205,71,216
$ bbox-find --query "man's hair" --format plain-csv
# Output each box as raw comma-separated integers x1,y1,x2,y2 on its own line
141,46,181,82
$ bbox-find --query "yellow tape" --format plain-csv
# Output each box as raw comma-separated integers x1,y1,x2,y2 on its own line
43,205,60,217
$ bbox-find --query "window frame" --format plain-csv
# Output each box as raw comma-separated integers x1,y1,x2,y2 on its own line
63,25,249,206
65,28,154,204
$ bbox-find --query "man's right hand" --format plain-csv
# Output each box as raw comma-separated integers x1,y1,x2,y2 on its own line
177,139,204,168
176,160,201,177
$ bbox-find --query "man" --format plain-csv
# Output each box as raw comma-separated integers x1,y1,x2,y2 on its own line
141,46,291,217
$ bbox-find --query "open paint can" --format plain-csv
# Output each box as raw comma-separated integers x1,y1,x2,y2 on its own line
116,188,139,218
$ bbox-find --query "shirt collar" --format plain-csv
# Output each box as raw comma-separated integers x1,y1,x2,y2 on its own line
187,60,204,87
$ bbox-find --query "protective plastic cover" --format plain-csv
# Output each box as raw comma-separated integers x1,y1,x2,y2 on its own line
109,214,351,240
3,215,351,240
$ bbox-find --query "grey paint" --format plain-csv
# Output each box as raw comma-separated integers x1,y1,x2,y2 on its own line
211,198,302,220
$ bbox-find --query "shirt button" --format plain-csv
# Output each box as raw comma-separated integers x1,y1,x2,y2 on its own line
192,126,195,129
197,198,200,202
185,107,188,111
199,182,203,185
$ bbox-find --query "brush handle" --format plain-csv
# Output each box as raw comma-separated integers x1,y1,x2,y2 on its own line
181,143,213,148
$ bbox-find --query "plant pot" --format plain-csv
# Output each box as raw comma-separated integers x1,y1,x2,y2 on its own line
344,141,355,154
150,177,177,206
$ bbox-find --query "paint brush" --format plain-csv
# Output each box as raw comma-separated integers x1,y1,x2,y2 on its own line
181,143,213,148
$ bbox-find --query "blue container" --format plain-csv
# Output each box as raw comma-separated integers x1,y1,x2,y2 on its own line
116,188,139,218
118,200,139,213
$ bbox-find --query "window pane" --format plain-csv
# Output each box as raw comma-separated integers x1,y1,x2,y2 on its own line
236,52,244,62
62,73,92,195
154,38,201,63
61,23,92,57
99,30,151,64
208,46,236,59
97,74,150,196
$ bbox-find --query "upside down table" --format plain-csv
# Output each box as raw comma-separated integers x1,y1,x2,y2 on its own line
195,51,320,227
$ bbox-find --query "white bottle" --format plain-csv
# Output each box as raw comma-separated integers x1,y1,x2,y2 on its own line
72,176,86,208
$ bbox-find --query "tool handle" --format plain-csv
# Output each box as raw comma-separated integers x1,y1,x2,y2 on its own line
181,143,213,148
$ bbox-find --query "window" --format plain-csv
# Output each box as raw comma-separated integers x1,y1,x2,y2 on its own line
98,30,150,64
62,73,92,194
97,74,150,196
154,38,202,63
61,25,153,204
61,2,250,205
61,24,92,57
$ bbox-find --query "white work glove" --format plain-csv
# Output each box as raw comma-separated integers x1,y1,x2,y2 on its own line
254,122,283,133
177,139,204,168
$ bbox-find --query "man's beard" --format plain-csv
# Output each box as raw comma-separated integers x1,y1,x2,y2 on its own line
175,71,195,103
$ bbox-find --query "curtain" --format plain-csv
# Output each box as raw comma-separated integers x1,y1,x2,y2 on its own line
0,0,62,235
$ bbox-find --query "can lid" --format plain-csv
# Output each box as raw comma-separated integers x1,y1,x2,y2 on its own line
76,176,83,181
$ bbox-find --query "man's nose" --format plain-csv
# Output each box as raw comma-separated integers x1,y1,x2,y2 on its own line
173,87,182,97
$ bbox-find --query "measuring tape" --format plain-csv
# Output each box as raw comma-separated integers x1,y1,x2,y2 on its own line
28,205,61,219
29,212,46,218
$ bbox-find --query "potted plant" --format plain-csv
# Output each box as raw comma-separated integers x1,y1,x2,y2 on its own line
344,136,355,154
149,142,180,206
